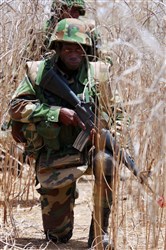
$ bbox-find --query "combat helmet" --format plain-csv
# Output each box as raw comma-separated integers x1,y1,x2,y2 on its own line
49,18,92,49
51,0,86,16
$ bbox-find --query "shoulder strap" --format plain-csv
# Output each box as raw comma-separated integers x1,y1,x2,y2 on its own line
89,61,110,83
26,61,45,85
80,61,110,103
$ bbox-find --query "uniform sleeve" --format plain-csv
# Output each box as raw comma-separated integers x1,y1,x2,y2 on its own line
9,75,61,123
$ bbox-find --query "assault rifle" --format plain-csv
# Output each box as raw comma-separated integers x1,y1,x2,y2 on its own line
40,68,141,178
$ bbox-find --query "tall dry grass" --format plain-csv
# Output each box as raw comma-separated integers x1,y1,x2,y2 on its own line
91,1,166,249
0,0,165,249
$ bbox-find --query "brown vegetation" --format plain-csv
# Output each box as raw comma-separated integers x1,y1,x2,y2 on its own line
0,0,165,249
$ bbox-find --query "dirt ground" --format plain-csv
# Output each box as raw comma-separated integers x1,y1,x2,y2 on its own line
0,174,165,250
0,176,93,250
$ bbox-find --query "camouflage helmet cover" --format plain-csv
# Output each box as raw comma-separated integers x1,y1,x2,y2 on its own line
49,18,92,48
51,0,86,16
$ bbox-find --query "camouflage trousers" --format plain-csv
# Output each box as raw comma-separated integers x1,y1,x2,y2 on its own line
37,183,76,241
36,149,114,241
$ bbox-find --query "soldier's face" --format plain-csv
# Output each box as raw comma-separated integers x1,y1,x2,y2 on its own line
61,6,80,19
59,43,85,71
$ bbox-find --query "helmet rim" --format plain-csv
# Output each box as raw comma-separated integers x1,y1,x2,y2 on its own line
49,18,92,49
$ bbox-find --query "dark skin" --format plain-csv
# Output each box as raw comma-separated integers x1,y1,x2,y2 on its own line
60,6,80,19
58,42,86,130
58,42,96,138
59,42,85,71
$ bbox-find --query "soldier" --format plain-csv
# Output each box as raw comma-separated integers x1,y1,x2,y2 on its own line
9,18,127,249
24,0,85,60
44,0,86,50
44,0,100,61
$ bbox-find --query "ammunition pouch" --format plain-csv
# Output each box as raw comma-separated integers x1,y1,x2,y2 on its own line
36,121,61,151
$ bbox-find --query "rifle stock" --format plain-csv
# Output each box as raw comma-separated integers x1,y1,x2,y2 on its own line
40,68,140,178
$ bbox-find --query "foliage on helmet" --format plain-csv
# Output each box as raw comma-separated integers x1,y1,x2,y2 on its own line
51,0,86,16
49,18,92,49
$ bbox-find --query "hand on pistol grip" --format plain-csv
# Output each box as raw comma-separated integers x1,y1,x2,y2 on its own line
59,108,85,130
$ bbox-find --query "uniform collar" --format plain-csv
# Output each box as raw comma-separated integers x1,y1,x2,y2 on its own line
52,57,89,86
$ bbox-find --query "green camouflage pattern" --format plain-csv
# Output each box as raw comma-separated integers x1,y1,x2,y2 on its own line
23,123,43,157
44,0,86,49
79,17,102,60
37,162,88,189
49,18,92,48
9,47,130,242
9,59,128,180
37,151,113,242
51,0,86,15
38,183,76,240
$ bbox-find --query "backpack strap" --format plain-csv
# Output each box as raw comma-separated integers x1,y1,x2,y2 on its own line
89,61,110,83
26,60,45,86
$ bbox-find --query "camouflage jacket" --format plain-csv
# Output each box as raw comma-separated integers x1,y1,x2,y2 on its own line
9,57,128,161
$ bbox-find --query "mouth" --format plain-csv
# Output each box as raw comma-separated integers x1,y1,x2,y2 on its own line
68,58,81,64
67,59,82,68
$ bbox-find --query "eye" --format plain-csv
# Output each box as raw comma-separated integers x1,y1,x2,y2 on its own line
63,48,83,53
63,49,70,53
76,48,83,53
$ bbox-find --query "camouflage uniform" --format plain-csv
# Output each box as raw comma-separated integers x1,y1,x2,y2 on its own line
44,0,86,49
44,0,101,61
9,18,127,247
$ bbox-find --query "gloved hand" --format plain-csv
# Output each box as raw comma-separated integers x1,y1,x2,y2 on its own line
59,108,86,130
